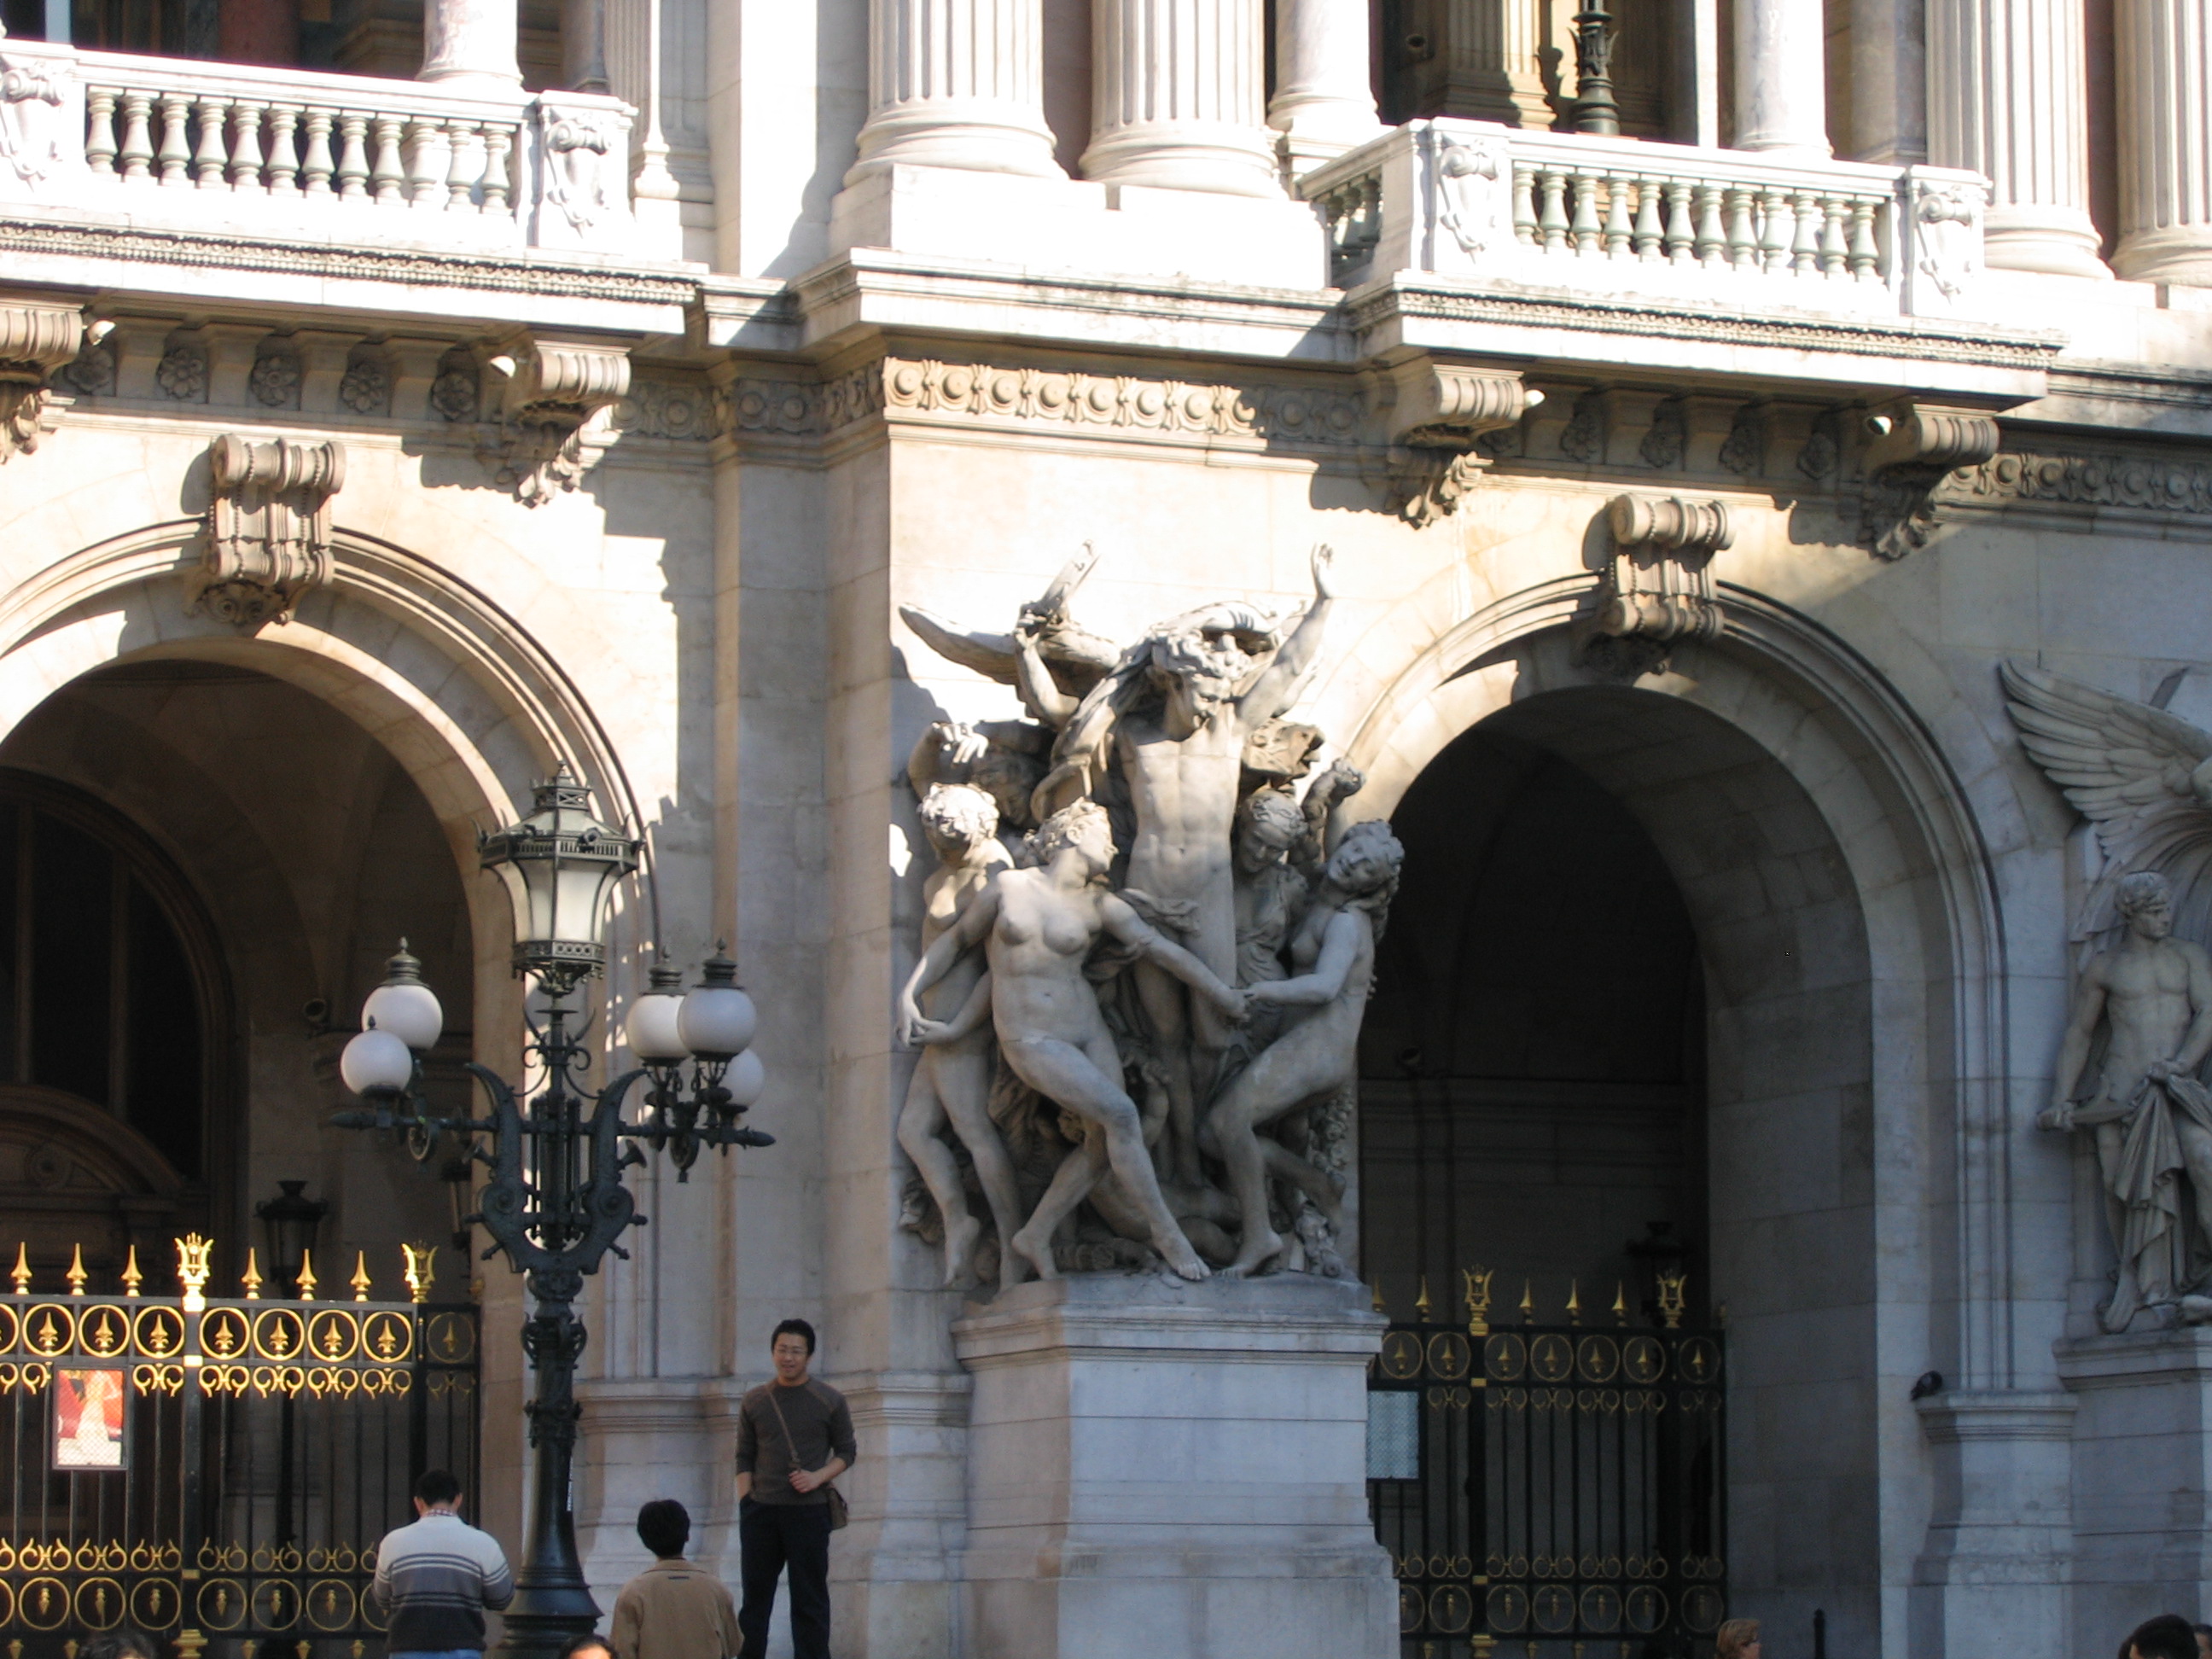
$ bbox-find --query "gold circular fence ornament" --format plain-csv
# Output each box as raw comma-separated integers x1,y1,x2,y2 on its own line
1425,1331,1471,1380
0,1581,14,1625
1580,1584,1623,1631
421,1312,467,1363
1626,1586,1668,1633
1623,1334,1665,1383
79,1305,129,1358
197,1578,248,1631
306,1579,358,1632
253,1578,301,1629
200,1307,249,1359
20,1577,70,1631
1529,1333,1575,1383
251,1307,306,1362
1682,1584,1726,1633
1483,1332,1528,1381
1576,1334,1621,1382
0,1302,20,1353
364,1311,415,1364
1678,1336,1721,1383
1397,1585,1423,1633
23,1304,74,1357
1427,1584,1475,1634
130,1578,181,1631
75,1576,127,1630
1532,1583,1575,1633
132,1302,183,1355
1378,1330,1423,1380
306,1308,359,1363
1486,1585,1529,1633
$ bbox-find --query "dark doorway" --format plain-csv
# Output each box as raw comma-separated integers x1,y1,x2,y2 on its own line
1359,717,1708,1328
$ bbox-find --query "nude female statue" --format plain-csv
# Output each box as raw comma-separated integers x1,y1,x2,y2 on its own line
897,799,1247,1282
1206,819,1404,1278
894,783,1024,1288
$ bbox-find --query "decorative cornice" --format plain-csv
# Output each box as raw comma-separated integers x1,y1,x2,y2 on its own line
1953,445,2212,517
1359,279,2064,373
0,215,696,307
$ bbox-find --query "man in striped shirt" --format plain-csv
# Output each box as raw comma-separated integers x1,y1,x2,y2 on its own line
372,1469,515,1659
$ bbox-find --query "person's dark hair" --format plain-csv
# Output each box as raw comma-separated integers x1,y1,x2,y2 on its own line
771,1318,817,1356
79,1631,159,1659
636,1498,690,1559
557,1636,612,1659
413,1468,463,1506
2125,1614,2200,1659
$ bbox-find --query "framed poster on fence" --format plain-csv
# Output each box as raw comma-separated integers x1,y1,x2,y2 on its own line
53,1365,127,1470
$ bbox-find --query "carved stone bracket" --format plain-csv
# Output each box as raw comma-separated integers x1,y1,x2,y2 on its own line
0,298,83,463
1573,492,1732,680
1379,358,1536,527
1859,398,2000,560
193,434,346,627
478,331,632,505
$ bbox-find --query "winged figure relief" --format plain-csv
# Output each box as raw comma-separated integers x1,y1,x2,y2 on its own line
2002,660,2212,948
898,544,1121,722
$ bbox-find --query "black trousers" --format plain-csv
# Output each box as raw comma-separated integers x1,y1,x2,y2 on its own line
737,1497,833,1659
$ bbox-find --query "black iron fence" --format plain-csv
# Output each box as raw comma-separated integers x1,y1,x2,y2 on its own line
1369,1272,1726,1659
0,1237,478,1659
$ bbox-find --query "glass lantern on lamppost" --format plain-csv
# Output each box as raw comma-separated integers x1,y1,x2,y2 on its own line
326,766,774,1659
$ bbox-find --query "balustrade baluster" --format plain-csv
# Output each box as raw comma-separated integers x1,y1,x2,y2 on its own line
1632,178,1663,260
336,114,370,199
1848,199,1880,282
118,92,154,182
1758,185,1792,271
1790,189,1821,272
265,104,300,194
1663,181,1694,264
1569,173,1601,253
1725,186,1758,269
369,115,405,202
1511,163,1538,246
1538,169,1569,252
227,102,267,192
1817,194,1848,276
192,96,230,188
445,119,480,209
85,90,119,176
1603,173,1633,258
480,124,515,212
405,116,447,207
300,110,336,195
1693,183,1725,267
156,93,193,186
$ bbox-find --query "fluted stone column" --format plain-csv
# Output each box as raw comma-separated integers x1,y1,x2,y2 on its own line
2114,0,2212,284
1927,0,2108,276
846,0,1063,183
1733,0,1830,152
419,0,521,84
1081,0,1281,198
1266,0,1382,175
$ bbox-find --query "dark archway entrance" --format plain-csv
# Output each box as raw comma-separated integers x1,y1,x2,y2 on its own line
1361,720,1708,1327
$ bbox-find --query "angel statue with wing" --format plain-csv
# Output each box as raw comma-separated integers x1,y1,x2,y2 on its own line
2005,661,2212,1329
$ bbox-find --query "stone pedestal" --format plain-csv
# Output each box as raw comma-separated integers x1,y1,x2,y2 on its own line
845,0,1064,185
1080,0,1282,199
1925,0,2108,276
951,1274,1394,1659
2057,1329,2212,1656
2114,0,2212,286
1733,0,1830,153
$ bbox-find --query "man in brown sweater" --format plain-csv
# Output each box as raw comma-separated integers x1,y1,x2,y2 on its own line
608,1500,739,1659
734,1318,855,1659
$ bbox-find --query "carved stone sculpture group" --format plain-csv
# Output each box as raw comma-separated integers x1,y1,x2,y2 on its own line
895,546,1398,1288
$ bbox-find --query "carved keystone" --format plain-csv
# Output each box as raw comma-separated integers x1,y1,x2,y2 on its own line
478,330,632,506
1380,358,1536,527
1574,492,1732,681
194,434,346,628
1859,399,2000,561
0,298,84,463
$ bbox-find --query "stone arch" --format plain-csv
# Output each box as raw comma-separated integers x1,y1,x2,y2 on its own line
1324,575,2017,1652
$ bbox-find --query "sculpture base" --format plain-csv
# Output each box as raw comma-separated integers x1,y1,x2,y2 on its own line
2056,1328,2212,1656
951,1273,1394,1659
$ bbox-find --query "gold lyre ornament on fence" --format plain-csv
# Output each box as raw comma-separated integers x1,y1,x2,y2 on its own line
400,1243,437,1304
1461,1266,1493,1337
175,1235,213,1313
1656,1266,1688,1330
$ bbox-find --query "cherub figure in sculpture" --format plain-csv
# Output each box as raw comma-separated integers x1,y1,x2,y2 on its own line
2041,870,2212,1329
898,800,1247,1282
894,783,1024,1289
1207,819,1404,1278
1025,545,1338,1184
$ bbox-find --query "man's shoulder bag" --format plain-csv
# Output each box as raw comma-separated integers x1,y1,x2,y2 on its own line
762,1385,848,1531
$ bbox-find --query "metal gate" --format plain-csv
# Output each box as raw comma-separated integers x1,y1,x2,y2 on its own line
1368,1270,1726,1658
0,1235,478,1659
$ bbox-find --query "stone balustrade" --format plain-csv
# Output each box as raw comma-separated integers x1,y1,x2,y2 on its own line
0,39,643,254
1304,119,1993,319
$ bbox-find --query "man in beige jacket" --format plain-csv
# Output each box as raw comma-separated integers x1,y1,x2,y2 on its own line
608,1501,741,1659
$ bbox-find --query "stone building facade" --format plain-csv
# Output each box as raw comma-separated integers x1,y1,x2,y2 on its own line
3,0,2212,1654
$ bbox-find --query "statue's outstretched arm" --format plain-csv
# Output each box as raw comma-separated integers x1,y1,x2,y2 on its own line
1249,910,1361,1009
1243,545,1336,723
898,883,1001,1044
912,971,993,1048
1100,894,1245,1021
2043,967,2109,1127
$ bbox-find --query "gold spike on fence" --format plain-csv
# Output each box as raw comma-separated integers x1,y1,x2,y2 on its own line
121,1244,142,1297
352,1252,373,1302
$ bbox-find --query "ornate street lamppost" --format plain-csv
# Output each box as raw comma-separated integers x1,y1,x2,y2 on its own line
330,765,772,1659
